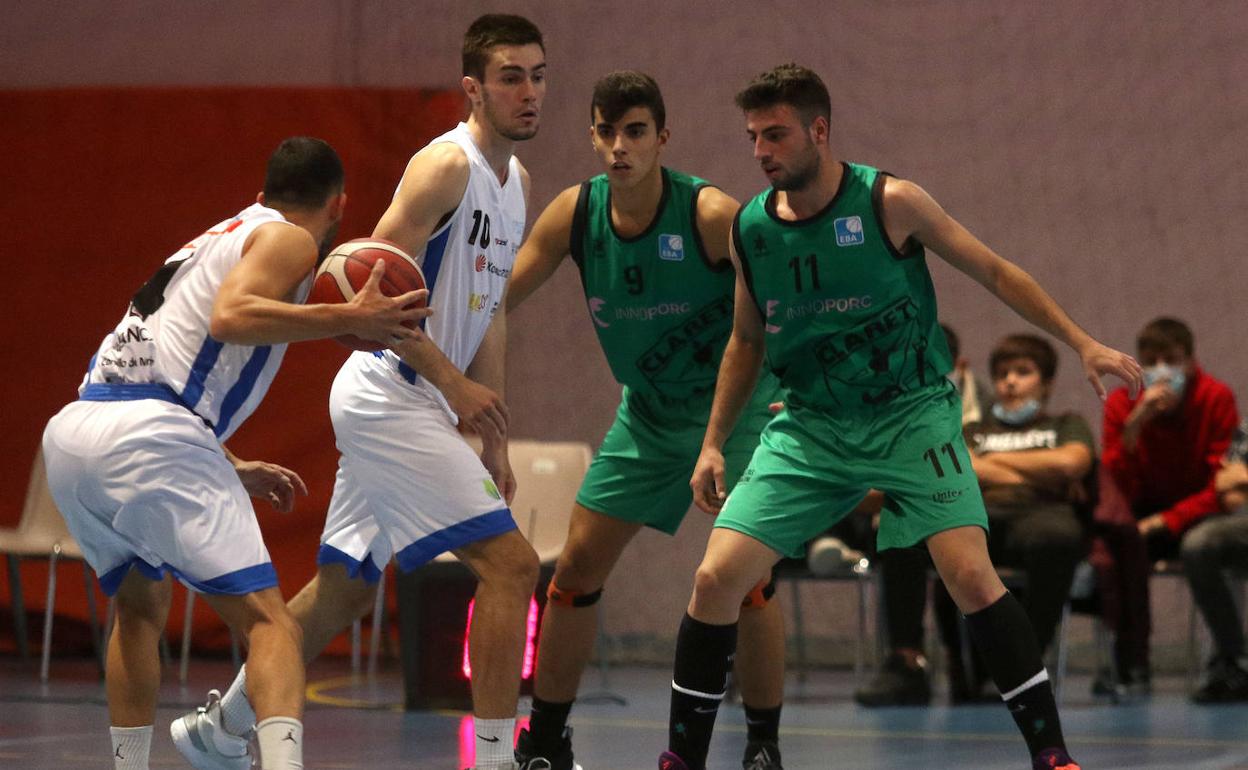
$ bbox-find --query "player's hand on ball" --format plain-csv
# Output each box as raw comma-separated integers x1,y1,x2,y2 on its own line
234,460,308,512
690,447,728,515
1080,340,1143,400
348,260,431,346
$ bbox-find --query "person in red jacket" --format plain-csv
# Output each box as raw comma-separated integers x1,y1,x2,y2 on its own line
1096,317,1241,698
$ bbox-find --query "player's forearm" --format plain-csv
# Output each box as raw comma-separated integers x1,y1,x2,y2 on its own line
989,261,1097,355
703,334,764,450
210,297,356,345
391,334,466,393
466,314,506,397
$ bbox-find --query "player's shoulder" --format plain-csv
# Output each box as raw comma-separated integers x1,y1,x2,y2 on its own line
879,174,928,209
694,183,740,217
543,184,582,220
246,220,316,258
410,140,471,179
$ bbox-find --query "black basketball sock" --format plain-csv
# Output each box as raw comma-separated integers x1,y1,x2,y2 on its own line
742,703,781,744
527,696,573,753
964,591,1067,760
669,613,738,770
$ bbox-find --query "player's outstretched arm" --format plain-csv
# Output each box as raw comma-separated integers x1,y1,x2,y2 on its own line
883,177,1143,400
691,238,766,514
210,224,429,346
506,184,579,312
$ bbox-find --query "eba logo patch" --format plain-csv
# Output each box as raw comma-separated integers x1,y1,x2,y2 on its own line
834,216,865,247
659,233,685,261
482,478,501,500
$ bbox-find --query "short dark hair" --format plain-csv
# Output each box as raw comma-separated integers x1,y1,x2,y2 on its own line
940,323,960,360
1137,316,1194,357
591,70,666,131
262,137,343,210
990,334,1058,383
462,14,544,79
735,63,831,126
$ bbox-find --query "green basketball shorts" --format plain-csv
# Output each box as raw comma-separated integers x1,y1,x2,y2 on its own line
714,381,987,557
576,389,776,534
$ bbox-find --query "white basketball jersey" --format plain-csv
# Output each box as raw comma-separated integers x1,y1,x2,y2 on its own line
82,203,311,441
367,122,526,415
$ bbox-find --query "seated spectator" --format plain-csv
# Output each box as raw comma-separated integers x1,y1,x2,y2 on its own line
931,334,1094,702
1093,317,1240,697
852,323,989,707
1183,419,1248,702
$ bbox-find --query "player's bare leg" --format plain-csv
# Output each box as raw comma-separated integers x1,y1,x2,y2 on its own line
663,528,780,770
106,571,172,769
928,526,1079,769
453,529,541,770
199,588,305,770
518,505,640,766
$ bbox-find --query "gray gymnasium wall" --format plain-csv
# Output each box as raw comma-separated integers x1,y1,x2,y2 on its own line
6,1,1245,658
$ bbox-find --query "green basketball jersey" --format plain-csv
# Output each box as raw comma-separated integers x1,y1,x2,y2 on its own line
733,162,952,411
572,167,780,415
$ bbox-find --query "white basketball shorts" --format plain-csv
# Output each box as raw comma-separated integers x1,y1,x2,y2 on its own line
42,397,275,597
317,353,516,581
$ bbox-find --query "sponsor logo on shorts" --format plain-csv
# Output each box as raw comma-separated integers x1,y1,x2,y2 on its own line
468,292,490,312
475,254,487,272
931,488,965,504
659,233,685,261
482,479,502,500
834,216,865,246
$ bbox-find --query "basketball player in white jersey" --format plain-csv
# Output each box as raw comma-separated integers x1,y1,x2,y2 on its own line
42,137,430,770
177,16,546,770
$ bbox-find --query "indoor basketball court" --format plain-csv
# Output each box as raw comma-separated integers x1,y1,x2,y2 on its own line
3,3,1247,770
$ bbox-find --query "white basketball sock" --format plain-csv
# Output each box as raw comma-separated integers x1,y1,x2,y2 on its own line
109,725,152,770
473,717,514,770
255,717,303,770
219,665,257,737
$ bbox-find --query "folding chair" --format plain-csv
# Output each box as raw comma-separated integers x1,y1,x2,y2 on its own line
0,448,104,680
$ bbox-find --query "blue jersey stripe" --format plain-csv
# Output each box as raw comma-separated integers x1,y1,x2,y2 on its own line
181,335,225,409
397,224,453,384
213,345,272,437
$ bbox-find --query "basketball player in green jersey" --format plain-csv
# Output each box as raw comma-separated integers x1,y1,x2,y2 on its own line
506,71,787,770
660,65,1144,770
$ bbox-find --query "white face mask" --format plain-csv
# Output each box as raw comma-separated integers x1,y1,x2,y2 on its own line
1143,363,1186,394
992,398,1041,426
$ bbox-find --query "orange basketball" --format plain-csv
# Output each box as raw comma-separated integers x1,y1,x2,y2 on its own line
307,238,427,351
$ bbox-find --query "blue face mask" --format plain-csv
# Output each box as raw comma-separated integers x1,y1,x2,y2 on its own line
1143,364,1186,393
992,398,1041,426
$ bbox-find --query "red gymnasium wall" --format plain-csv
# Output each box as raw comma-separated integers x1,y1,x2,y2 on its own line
0,87,463,652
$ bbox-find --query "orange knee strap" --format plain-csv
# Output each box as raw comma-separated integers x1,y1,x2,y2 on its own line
741,576,777,609
547,582,603,608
